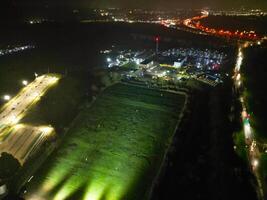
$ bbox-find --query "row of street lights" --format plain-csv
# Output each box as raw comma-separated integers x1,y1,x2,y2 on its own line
2,80,29,102
2,72,39,102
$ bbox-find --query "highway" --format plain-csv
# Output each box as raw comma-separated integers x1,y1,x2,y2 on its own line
0,75,59,135
0,124,54,165
145,11,266,198
234,44,265,199
180,11,266,42
0,74,59,165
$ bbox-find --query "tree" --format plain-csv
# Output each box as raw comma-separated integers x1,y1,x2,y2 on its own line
0,152,21,184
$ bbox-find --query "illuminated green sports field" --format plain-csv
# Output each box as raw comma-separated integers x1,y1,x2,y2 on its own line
24,83,186,200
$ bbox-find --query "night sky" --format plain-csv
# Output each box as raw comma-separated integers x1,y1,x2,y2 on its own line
12,0,267,10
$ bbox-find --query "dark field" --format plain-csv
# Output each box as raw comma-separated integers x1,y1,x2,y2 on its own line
242,47,267,141
0,20,237,200
0,21,230,107
201,15,267,35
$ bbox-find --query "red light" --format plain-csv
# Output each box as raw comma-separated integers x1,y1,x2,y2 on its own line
155,37,159,42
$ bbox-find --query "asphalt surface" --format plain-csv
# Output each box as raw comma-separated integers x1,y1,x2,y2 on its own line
0,74,58,165
0,125,54,165
0,75,58,130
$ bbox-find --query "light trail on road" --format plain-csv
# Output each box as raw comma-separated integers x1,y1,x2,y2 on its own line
233,44,265,199
183,11,262,41
235,48,243,72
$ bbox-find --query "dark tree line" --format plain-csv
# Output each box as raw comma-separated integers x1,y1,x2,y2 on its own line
0,152,21,185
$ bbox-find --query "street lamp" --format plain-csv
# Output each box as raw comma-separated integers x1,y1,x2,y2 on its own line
252,159,259,168
3,95,11,101
22,80,28,86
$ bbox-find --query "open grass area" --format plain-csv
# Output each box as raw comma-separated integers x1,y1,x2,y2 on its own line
24,83,186,200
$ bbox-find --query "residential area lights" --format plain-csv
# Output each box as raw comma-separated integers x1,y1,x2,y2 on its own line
0,45,35,57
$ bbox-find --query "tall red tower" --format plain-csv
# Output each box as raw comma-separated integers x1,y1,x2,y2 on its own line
155,36,160,55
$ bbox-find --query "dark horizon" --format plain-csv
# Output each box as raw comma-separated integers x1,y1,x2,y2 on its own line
10,0,267,10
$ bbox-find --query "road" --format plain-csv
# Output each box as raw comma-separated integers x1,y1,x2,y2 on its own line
158,12,266,198
233,44,265,200
0,75,58,135
0,124,54,165
0,74,59,165
182,11,261,41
